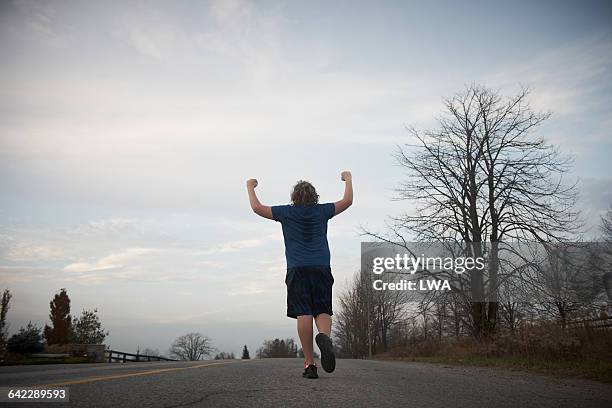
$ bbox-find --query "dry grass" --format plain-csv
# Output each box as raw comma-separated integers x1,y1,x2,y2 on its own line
378,324,612,384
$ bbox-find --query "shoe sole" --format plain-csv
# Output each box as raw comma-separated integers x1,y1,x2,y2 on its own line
315,333,336,373
302,373,318,379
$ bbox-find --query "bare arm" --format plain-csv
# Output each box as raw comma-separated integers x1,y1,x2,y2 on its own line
334,171,353,216
246,179,274,220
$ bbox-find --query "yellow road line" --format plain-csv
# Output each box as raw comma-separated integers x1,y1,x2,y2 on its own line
30,361,233,387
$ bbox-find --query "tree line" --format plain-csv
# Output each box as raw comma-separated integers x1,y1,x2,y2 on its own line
0,286,308,362
163,336,315,361
0,288,108,356
334,84,612,358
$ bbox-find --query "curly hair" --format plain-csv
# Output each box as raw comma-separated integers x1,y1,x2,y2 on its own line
291,180,319,206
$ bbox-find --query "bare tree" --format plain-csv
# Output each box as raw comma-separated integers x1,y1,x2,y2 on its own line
531,243,605,326
334,269,407,357
214,351,235,360
601,205,612,302
368,84,580,337
497,278,530,332
601,205,612,243
0,289,12,352
169,332,214,361
141,347,160,357
334,273,371,358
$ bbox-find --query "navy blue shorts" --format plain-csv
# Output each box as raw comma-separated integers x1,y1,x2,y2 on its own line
285,265,334,319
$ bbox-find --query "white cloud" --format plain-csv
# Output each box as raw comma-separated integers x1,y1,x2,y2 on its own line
4,243,64,262
226,271,280,296
195,239,264,255
74,218,147,235
0,265,53,283
200,0,289,83
63,262,120,273
63,247,158,273
486,36,612,151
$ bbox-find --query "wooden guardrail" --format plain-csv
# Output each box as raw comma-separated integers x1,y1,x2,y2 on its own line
105,349,177,363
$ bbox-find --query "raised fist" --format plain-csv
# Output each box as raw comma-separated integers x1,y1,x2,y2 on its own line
246,179,258,189
341,171,352,182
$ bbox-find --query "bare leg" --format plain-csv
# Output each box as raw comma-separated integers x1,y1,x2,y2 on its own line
314,313,332,336
297,315,314,365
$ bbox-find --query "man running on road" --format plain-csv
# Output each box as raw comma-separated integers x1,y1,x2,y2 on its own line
246,171,353,378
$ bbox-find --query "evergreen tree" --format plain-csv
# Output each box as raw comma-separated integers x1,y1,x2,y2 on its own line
43,288,72,345
241,345,250,359
7,321,44,354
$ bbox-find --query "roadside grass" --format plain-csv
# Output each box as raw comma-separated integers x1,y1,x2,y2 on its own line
374,324,612,384
376,354,612,384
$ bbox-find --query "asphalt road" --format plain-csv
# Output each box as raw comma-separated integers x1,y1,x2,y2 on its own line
1,358,611,408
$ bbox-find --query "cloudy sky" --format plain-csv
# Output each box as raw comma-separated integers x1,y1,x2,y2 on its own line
1,0,611,356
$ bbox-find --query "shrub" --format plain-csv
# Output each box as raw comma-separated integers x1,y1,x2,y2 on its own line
7,322,44,355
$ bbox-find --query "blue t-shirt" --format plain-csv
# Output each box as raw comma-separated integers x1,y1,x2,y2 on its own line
271,203,336,268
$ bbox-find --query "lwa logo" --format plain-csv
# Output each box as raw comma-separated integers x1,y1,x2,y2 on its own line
372,278,452,291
